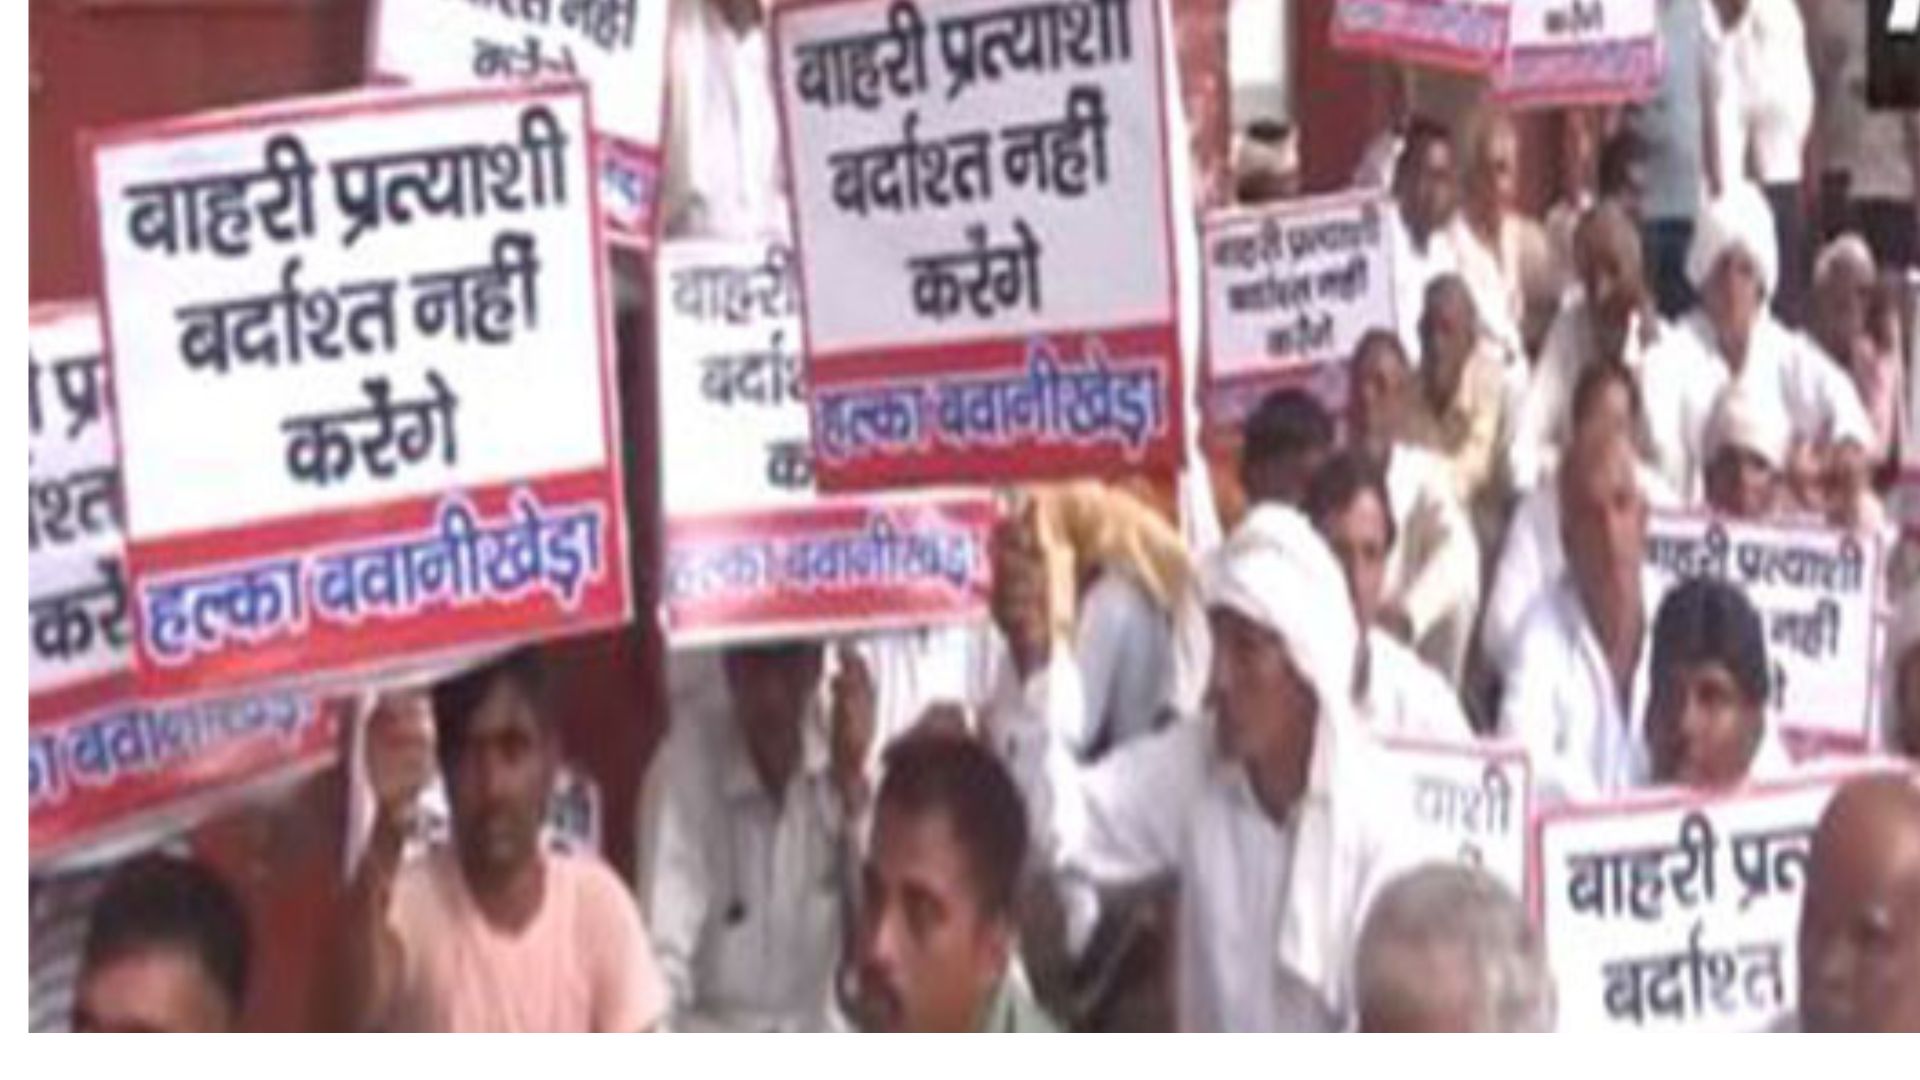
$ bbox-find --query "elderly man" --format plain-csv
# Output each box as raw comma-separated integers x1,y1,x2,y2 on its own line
1511,201,1724,499
72,854,250,1033
845,732,1057,1032
1354,863,1555,1032
1449,107,1556,361
982,502,1411,1030
638,641,873,1031
1498,423,1653,804
1809,235,1906,467
1401,274,1511,543
1791,774,1920,1032
1346,330,1483,682
1644,577,1793,789
1701,384,1793,520
1389,119,1463,358
1675,185,1875,503
1304,450,1472,743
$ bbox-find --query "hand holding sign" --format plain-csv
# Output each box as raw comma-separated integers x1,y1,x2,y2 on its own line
828,644,877,811
365,691,436,831
990,501,1052,681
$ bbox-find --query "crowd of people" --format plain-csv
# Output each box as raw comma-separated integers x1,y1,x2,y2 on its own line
54,0,1920,1034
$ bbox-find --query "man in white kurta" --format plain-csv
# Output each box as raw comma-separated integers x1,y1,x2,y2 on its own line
1498,425,1655,805
983,504,1415,1031
1388,121,1463,359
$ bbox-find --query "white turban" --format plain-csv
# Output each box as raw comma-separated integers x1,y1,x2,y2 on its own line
1200,503,1360,733
1705,383,1792,472
1687,183,1778,299
1888,585,1920,751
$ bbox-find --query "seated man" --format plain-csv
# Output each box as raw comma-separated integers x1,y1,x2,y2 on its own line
72,854,250,1033
983,501,1411,1030
340,649,668,1031
1701,385,1791,521
1791,774,1920,1032
639,640,871,1031
1643,577,1792,789
1304,449,1472,742
845,732,1057,1032
1354,863,1555,1032
1401,274,1511,547
1388,118,1463,359
1346,330,1483,682
1239,387,1337,511
1498,423,1652,803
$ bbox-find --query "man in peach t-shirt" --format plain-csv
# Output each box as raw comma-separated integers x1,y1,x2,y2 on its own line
338,649,667,1032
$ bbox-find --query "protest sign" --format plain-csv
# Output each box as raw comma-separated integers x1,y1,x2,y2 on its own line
29,303,345,861
30,694,343,863
89,83,630,703
1534,770,1892,1031
1381,737,1532,897
1330,0,1512,73
30,303,128,720
1491,0,1661,108
772,0,1184,491
370,0,671,243
1643,513,1883,751
1200,189,1393,430
657,237,996,643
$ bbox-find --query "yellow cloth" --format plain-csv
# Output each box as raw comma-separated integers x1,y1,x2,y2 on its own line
1398,340,1510,517
1025,480,1195,638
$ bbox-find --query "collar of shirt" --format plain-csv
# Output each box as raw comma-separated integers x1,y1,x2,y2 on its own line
717,700,832,806
1558,576,1654,792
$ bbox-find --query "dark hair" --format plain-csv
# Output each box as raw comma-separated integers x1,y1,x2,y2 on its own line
1595,128,1646,202
1241,387,1336,471
875,732,1029,921
1651,577,1770,707
1395,116,1454,186
1569,359,1643,431
432,647,550,768
82,854,250,1016
1304,449,1398,552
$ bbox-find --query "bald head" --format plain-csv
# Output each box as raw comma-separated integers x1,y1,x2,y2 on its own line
1799,774,1920,1032
1575,202,1647,361
1559,426,1646,611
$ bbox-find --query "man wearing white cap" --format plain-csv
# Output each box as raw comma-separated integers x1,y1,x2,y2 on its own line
1674,184,1874,503
1701,383,1792,520
982,503,1413,1030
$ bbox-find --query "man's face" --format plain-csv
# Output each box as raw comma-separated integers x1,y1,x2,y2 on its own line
1398,140,1457,240
1703,251,1766,360
1471,126,1519,214
1704,446,1779,520
1647,661,1764,788
1317,491,1391,630
854,804,1007,1033
445,679,554,883
1419,289,1476,407
1576,222,1644,358
1243,447,1328,509
1562,436,1648,606
73,947,234,1033
1206,607,1318,819
722,643,823,772
1799,799,1920,1032
1812,261,1872,366
1348,342,1408,447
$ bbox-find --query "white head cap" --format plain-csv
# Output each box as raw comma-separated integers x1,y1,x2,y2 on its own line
1687,183,1778,300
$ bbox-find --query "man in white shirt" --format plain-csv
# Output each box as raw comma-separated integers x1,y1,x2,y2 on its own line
1345,330,1483,683
1498,423,1653,804
1510,201,1724,500
1701,383,1792,520
661,0,787,240
1389,119,1463,359
1643,576,1794,789
1676,184,1876,500
981,502,1412,1030
638,641,870,1031
1449,107,1556,361
1303,449,1472,743
1704,0,1816,324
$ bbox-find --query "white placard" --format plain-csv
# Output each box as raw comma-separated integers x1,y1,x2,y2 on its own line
1643,513,1884,749
1381,737,1532,897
